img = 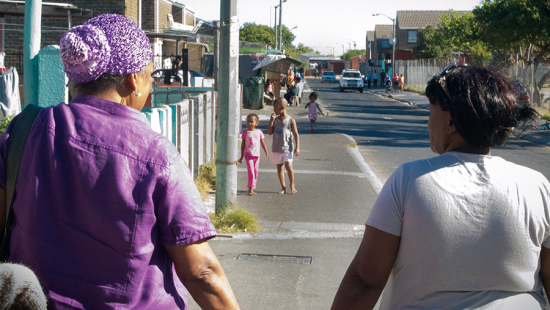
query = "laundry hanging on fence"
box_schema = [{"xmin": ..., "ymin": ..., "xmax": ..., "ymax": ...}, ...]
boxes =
[{"xmin": 0, "ymin": 52, "xmax": 21, "ymax": 118}]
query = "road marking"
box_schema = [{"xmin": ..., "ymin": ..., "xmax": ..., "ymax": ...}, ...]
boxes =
[
  {"xmin": 237, "ymin": 168, "xmax": 365, "ymax": 178},
  {"xmin": 341, "ymin": 134, "xmax": 384, "ymax": 194}
]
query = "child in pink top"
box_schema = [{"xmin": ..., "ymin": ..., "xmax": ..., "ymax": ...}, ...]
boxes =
[
  {"xmin": 238, "ymin": 113, "xmax": 270, "ymax": 195},
  {"xmin": 304, "ymin": 92, "xmax": 325, "ymax": 133}
]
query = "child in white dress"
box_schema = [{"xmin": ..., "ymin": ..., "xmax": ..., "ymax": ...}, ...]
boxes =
[{"xmin": 304, "ymin": 92, "xmax": 325, "ymax": 133}]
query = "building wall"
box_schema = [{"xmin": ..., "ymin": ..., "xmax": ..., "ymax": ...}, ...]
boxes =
[
  {"xmin": 375, "ymin": 38, "xmax": 392, "ymax": 61},
  {"xmin": 4, "ymin": 0, "xmax": 127, "ymax": 54},
  {"xmin": 158, "ymin": 0, "xmax": 172, "ymax": 31},
  {"xmin": 395, "ymin": 23, "xmax": 418, "ymax": 52},
  {"xmin": 125, "ymin": 0, "xmax": 139, "ymax": 25}
]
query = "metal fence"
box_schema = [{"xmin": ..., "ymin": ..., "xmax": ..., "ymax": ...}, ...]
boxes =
[{"xmin": 391, "ymin": 58, "xmax": 550, "ymax": 109}]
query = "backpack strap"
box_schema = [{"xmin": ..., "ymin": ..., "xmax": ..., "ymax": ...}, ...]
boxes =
[{"xmin": 0, "ymin": 104, "xmax": 43, "ymax": 262}]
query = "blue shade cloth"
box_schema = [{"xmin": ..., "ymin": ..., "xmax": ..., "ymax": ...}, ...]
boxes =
[{"xmin": 0, "ymin": 95, "xmax": 216, "ymax": 309}]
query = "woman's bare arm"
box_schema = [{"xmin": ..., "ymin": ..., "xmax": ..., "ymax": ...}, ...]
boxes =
[
  {"xmin": 165, "ymin": 241, "xmax": 239, "ymax": 310},
  {"xmin": 331, "ymin": 226, "xmax": 400, "ymax": 310}
]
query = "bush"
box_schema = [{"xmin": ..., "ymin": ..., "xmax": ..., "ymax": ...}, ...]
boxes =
[
  {"xmin": 0, "ymin": 116, "xmax": 14, "ymax": 135},
  {"xmin": 541, "ymin": 113, "xmax": 550, "ymax": 122},
  {"xmin": 209, "ymin": 206, "xmax": 261, "ymax": 234}
]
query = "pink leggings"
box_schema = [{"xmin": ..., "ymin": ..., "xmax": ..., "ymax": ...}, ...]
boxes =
[{"xmin": 245, "ymin": 155, "xmax": 260, "ymax": 189}]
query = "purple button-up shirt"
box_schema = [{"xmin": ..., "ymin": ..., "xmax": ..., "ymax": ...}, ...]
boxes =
[{"xmin": 0, "ymin": 95, "xmax": 217, "ymax": 309}]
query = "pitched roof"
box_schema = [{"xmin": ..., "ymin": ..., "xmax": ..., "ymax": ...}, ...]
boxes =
[
  {"xmin": 397, "ymin": 10, "xmax": 470, "ymax": 29},
  {"xmin": 367, "ymin": 31, "xmax": 375, "ymax": 41},
  {"xmin": 375, "ymin": 25, "xmax": 393, "ymax": 38}
]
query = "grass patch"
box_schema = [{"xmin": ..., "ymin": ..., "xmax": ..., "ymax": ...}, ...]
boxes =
[
  {"xmin": 541, "ymin": 113, "xmax": 550, "ymax": 122},
  {"xmin": 194, "ymin": 162, "xmax": 216, "ymax": 201},
  {"xmin": 404, "ymin": 85, "xmax": 426, "ymax": 96},
  {"xmin": 347, "ymin": 142, "xmax": 357, "ymax": 148},
  {"xmin": 209, "ymin": 206, "xmax": 262, "ymax": 234}
]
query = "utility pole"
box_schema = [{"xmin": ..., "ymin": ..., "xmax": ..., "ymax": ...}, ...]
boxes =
[
  {"xmin": 24, "ymin": 0, "xmax": 42, "ymax": 106},
  {"xmin": 213, "ymin": 21, "xmax": 220, "ymax": 92},
  {"xmin": 278, "ymin": 0, "xmax": 283, "ymax": 50},
  {"xmin": 216, "ymin": 0, "xmax": 239, "ymax": 214},
  {"xmin": 274, "ymin": 5, "xmax": 278, "ymax": 49}
]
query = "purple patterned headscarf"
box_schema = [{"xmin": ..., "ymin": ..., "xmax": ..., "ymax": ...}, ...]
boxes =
[{"xmin": 60, "ymin": 14, "xmax": 153, "ymax": 84}]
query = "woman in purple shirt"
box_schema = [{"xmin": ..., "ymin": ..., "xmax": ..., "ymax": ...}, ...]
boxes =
[{"xmin": 0, "ymin": 14, "xmax": 238, "ymax": 309}]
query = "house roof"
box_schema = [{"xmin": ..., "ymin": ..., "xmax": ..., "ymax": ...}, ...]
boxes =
[
  {"xmin": 397, "ymin": 10, "xmax": 470, "ymax": 29},
  {"xmin": 367, "ymin": 31, "xmax": 375, "ymax": 41},
  {"xmin": 375, "ymin": 25, "xmax": 393, "ymax": 38}
]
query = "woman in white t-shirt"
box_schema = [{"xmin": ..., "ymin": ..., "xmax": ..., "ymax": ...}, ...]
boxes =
[{"xmin": 331, "ymin": 65, "xmax": 547, "ymax": 310}]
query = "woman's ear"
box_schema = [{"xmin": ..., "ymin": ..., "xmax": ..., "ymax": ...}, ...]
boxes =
[
  {"xmin": 126, "ymin": 73, "xmax": 139, "ymax": 94},
  {"xmin": 446, "ymin": 114, "xmax": 457, "ymax": 134}
]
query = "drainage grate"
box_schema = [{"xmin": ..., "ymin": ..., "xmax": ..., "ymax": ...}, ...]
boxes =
[{"xmin": 237, "ymin": 253, "xmax": 313, "ymax": 264}]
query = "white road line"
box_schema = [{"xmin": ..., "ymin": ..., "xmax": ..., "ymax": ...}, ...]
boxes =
[
  {"xmin": 341, "ymin": 134, "xmax": 384, "ymax": 194},
  {"xmin": 236, "ymin": 168, "xmax": 365, "ymax": 178}
]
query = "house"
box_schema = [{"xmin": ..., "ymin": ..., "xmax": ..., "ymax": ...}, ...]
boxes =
[
  {"xmin": 350, "ymin": 55, "xmax": 366, "ymax": 70},
  {"xmin": 373, "ymin": 24, "xmax": 393, "ymax": 65},
  {"xmin": 1, "ymin": 0, "xmax": 208, "ymax": 73},
  {"xmin": 365, "ymin": 30, "xmax": 374, "ymax": 61},
  {"xmin": 394, "ymin": 10, "xmax": 470, "ymax": 60}
]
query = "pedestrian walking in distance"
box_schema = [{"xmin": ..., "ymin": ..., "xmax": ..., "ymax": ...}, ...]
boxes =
[
  {"xmin": 400, "ymin": 74, "xmax": 405, "ymax": 92},
  {"xmin": 304, "ymin": 92, "xmax": 324, "ymax": 133},
  {"xmin": 268, "ymin": 98, "xmax": 300, "ymax": 194},
  {"xmin": 372, "ymin": 70, "xmax": 378, "ymax": 88},
  {"xmin": 238, "ymin": 114, "xmax": 270, "ymax": 196}
]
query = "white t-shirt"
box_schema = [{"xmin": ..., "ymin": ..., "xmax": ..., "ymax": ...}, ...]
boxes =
[{"xmin": 367, "ymin": 152, "xmax": 550, "ymax": 310}]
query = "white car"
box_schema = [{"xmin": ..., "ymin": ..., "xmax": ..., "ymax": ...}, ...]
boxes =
[{"xmin": 339, "ymin": 69, "xmax": 364, "ymax": 93}]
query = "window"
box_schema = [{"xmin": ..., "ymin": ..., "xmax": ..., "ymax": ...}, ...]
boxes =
[
  {"xmin": 380, "ymin": 40, "xmax": 390, "ymax": 49},
  {"xmin": 343, "ymin": 72, "xmax": 361, "ymax": 78},
  {"xmin": 408, "ymin": 30, "xmax": 418, "ymax": 43}
]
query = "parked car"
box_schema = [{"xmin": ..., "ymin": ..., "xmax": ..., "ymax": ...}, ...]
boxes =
[
  {"xmin": 321, "ymin": 71, "xmax": 336, "ymax": 83},
  {"xmin": 339, "ymin": 69, "xmax": 364, "ymax": 93},
  {"xmin": 514, "ymin": 80, "xmax": 530, "ymax": 106}
]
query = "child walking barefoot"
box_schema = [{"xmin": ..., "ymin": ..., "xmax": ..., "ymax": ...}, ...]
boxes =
[
  {"xmin": 238, "ymin": 114, "xmax": 270, "ymax": 195},
  {"xmin": 304, "ymin": 92, "xmax": 324, "ymax": 133},
  {"xmin": 268, "ymin": 98, "xmax": 300, "ymax": 194}
]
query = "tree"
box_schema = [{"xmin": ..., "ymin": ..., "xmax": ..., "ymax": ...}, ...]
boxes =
[
  {"xmin": 412, "ymin": 25, "xmax": 452, "ymax": 60},
  {"xmin": 474, "ymin": 0, "xmax": 550, "ymax": 105},
  {"xmin": 238, "ymin": 23, "xmax": 296, "ymax": 49},
  {"xmin": 341, "ymin": 49, "xmax": 366, "ymax": 61},
  {"xmin": 239, "ymin": 22, "xmax": 275, "ymax": 46},
  {"xmin": 438, "ymin": 11, "xmax": 492, "ymax": 65},
  {"xmin": 292, "ymin": 43, "xmax": 314, "ymax": 55}
]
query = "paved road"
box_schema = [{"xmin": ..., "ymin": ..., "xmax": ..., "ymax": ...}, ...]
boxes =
[{"xmin": 187, "ymin": 78, "xmax": 550, "ymax": 310}]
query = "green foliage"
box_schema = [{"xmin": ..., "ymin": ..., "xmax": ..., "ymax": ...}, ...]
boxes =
[
  {"xmin": 239, "ymin": 23, "xmax": 296, "ymax": 49},
  {"xmin": 474, "ymin": 0, "xmax": 550, "ymax": 53},
  {"xmin": 404, "ymin": 85, "xmax": 426, "ymax": 96},
  {"xmin": 209, "ymin": 206, "xmax": 261, "ymax": 234},
  {"xmin": 292, "ymin": 43, "xmax": 315, "ymax": 55},
  {"xmin": 541, "ymin": 113, "xmax": 550, "ymax": 122},
  {"xmin": 470, "ymin": 42, "xmax": 493, "ymax": 66},
  {"xmin": 239, "ymin": 46, "xmax": 265, "ymax": 55},
  {"xmin": 0, "ymin": 116, "xmax": 14, "ymax": 135},
  {"xmin": 340, "ymin": 49, "xmax": 366, "ymax": 61},
  {"xmin": 239, "ymin": 22, "xmax": 275, "ymax": 46},
  {"xmin": 413, "ymin": 25, "xmax": 452, "ymax": 59}
]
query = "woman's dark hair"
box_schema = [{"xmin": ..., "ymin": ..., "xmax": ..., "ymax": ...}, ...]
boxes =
[
  {"xmin": 76, "ymin": 73, "xmax": 126, "ymax": 95},
  {"xmin": 425, "ymin": 66, "xmax": 537, "ymax": 147}
]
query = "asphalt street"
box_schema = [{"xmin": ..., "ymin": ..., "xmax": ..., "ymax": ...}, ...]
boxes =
[{"xmin": 187, "ymin": 78, "xmax": 550, "ymax": 310}]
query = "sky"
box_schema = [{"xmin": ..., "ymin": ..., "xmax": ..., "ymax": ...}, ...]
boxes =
[{"xmin": 177, "ymin": 0, "xmax": 484, "ymax": 56}]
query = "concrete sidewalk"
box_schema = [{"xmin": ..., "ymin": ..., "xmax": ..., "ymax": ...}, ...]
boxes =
[{"xmin": 367, "ymin": 87, "xmax": 550, "ymax": 148}]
